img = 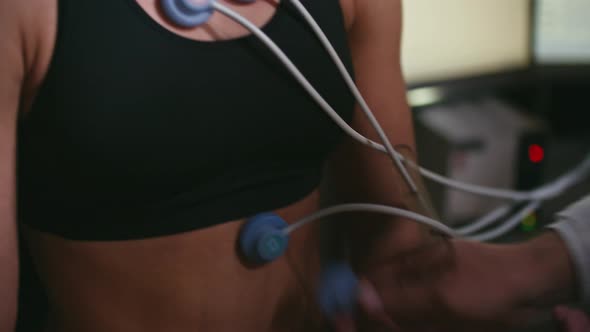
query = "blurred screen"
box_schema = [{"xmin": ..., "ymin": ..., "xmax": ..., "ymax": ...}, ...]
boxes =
[
  {"xmin": 401, "ymin": 0, "xmax": 531, "ymax": 85},
  {"xmin": 534, "ymin": 0, "xmax": 590, "ymax": 64}
]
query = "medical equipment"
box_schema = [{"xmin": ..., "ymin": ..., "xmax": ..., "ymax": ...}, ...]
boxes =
[
  {"xmin": 415, "ymin": 99, "xmax": 547, "ymax": 225},
  {"xmin": 160, "ymin": 0, "xmax": 590, "ymax": 319},
  {"xmin": 535, "ymin": 0, "xmax": 590, "ymax": 65}
]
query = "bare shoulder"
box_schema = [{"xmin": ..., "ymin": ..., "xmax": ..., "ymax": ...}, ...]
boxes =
[
  {"xmin": 1, "ymin": 0, "xmax": 58, "ymax": 104},
  {"xmin": 0, "ymin": 0, "xmax": 57, "ymax": 328},
  {"xmin": 0, "ymin": 1, "xmax": 25, "ymax": 82},
  {"xmin": 346, "ymin": 0, "xmax": 402, "ymax": 37},
  {"xmin": 0, "ymin": 0, "xmax": 56, "ymax": 222},
  {"xmin": 350, "ymin": 0, "xmax": 402, "ymax": 17},
  {"xmin": 338, "ymin": 0, "xmax": 355, "ymax": 31}
]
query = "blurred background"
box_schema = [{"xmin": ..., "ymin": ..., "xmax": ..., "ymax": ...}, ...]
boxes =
[
  {"xmin": 400, "ymin": 4, "xmax": 590, "ymax": 329},
  {"xmin": 401, "ymin": 0, "xmax": 590, "ymax": 238},
  {"xmin": 401, "ymin": 3, "xmax": 589, "ymax": 329}
]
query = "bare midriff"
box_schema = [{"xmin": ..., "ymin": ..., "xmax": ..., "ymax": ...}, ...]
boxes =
[{"xmin": 24, "ymin": 190, "xmax": 326, "ymax": 332}]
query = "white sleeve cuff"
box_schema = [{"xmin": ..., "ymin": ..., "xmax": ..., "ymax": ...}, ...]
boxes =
[{"xmin": 547, "ymin": 196, "xmax": 590, "ymax": 305}]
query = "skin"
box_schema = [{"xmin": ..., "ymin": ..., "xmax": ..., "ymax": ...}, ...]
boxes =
[
  {"xmin": 353, "ymin": 232, "xmax": 579, "ymax": 332},
  {"xmin": 1, "ymin": 0, "xmax": 433, "ymax": 331},
  {"xmin": 0, "ymin": 1, "xmax": 21, "ymax": 329},
  {"xmin": 2, "ymin": 0, "xmax": 584, "ymax": 331},
  {"xmin": 555, "ymin": 306, "xmax": 590, "ymax": 332}
]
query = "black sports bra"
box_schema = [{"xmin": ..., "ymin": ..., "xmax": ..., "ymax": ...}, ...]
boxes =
[{"xmin": 17, "ymin": 0, "xmax": 355, "ymax": 240}]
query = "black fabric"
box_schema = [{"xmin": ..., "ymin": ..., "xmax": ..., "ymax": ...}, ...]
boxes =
[
  {"xmin": 16, "ymin": 232, "xmax": 48, "ymax": 332},
  {"xmin": 17, "ymin": 0, "xmax": 355, "ymax": 240}
]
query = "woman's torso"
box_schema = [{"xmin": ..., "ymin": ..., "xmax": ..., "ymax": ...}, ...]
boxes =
[
  {"xmin": 25, "ymin": 193, "xmax": 325, "ymax": 332},
  {"xmin": 17, "ymin": 0, "xmax": 356, "ymax": 331}
]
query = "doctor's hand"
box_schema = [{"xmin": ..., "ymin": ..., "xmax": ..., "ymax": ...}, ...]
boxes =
[
  {"xmin": 555, "ymin": 306, "xmax": 590, "ymax": 332},
  {"xmin": 336, "ymin": 233, "xmax": 576, "ymax": 332}
]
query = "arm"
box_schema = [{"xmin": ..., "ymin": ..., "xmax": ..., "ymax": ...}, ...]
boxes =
[
  {"xmin": 555, "ymin": 306, "xmax": 590, "ymax": 332},
  {"xmin": 0, "ymin": 1, "xmax": 28, "ymax": 329},
  {"xmin": 475, "ymin": 195, "xmax": 590, "ymax": 313},
  {"xmin": 326, "ymin": 0, "xmax": 440, "ymax": 269},
  {"xmin": 349, "ymin": 210, "xmax": 583, "ymax": 331}
]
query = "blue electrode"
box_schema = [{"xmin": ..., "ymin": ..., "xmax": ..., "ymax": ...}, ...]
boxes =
[
  {"xmin": 239, "ymin": 213, "xmax": 289, "ymax": 264},
  {"xmin": 161, "ymin": 0, "xmax": 259, "ymax": 28},
  {"xmin": 239, "ymin": 212, "xmax": 359, "ymax": 316},
  {"xmin": 318, "ymin": 263, "xmax": 360, "ymax": 317},
  {"xmin": 161, "ymin": 0, "xmax": 215, "ymax": 28}
]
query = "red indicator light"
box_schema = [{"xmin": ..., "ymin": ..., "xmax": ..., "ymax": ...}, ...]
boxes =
[{"xmin": 528, "ymin": 144, "xmax": 544, "ymax": 163}]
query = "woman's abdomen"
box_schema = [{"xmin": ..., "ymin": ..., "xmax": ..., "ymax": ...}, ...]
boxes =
[{"xmin": 24, "ymin": 190, "xmax": 325, "ymax": 332}]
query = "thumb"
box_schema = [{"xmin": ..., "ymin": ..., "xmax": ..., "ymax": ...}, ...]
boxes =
[
  {"xmin": 357, "ymin": 280, "xmax": 401, "ymax": 331},
  {"xmin": 332, "ymin": 315, "xmax": 356, "ymax": 332},
  {"xmin": 554, "ymin": 306, "xmax": 590, "ymax": 332}
]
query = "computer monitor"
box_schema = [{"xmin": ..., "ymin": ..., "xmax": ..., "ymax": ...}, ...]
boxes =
[
  {"xmin": 401, "ymin": 0, "xmax": 531, "ymax": 85},
  {"xmin": 534, "ymin": 0, "xmax": 590, "ymax": 65}
]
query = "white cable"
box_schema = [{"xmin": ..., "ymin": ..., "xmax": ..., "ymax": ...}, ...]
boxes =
[
  {"xmin": 457, "ymin": 204, "xmax": 513, "ymax": 235},
  {"xmin": 283, "ymin": 203, "xmax": 458, "ymax": 237},
  {"xmin": 465, "ymin": 156, "xmax": 590, "ymax": 235},
  {"xmin": 285, "ymin": 0, "xmax": 550, "ymax": 202},
  {"xmin": 214, "ymin": 2, "xmax": 590, "ymax": 203},
  {"xmin": 212, "ymin": 4, "xmax": 387, "ymax": 152},
  {"xmin": 287, "ymin": 0, "xmax": 418, "ymax": 194},
  {"xmin": 212, "ymin": 4, "xmax": 457, "ymax": 239},
  {"xmin": 287, "ymin": 0, "xmax": 590, "ymax": 202},
  {"xmin": 454, "ymin": 154, "xmax": 590, "ymax": 235},
  {"xmin": 529, "ymin": 155, "xmax": 590, "ymax": 200},
  {"xmin": 468, "ymin": 201, "xmax": 541, "ymax": 242},
  {"xmin": 213, "ymin": 3, "xmax": 590, "ymax": 243}
]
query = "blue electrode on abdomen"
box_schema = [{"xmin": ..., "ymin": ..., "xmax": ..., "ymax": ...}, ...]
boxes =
[
  {"xmin": 158, "ymin": 0, "xmax": 590, "ymax": 322},
  {"xmin": 239, "ymin": 213, "xmax": 289, "ymax": 264},
  {"xmin": 240, "ymin": 212, "xmax": 360, "ymax": 317},
  {"xmin": 238, "ymin": 204, "xmax": 458, "ymax": 317}
]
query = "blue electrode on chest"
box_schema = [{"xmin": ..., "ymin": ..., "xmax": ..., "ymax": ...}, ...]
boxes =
[
  {"xmin": 158, "ymin": 0, "xmax": 590, "ymax": 322},
  {"xmin": 240, "ymin": 212, "xmax": 360, "ymax": 316},
  {"xmin": 162, "ymin": 0, "xmax": 254, "ymax": 28},
  {"xmin": 161, "ymin": 0, "xmax": 214, "ymax": 27}
]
